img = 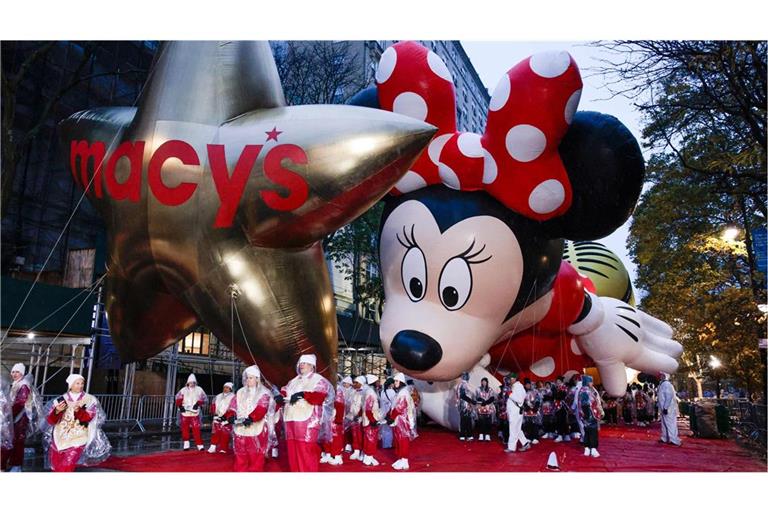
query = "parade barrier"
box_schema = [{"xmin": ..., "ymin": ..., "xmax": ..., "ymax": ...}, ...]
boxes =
[{"xmin": 42, "ymin": 393, "xmax": 217, "ymax": 433}]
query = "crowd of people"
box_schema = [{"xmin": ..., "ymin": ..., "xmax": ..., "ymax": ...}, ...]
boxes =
[
  {"xmin": 455, "ymin": 371, "xmax": 682, "ymax": 458},
  {"xmin": 1, "ymin": 357, "xmax": 682, "ymax": 473},
  {"xmin": 172, "ymin": 354, "xmax": 421, "ymax": 472}
]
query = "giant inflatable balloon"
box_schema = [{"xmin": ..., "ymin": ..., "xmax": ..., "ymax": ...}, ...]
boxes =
[
  {"xmin": 350, "ymin": 41, "xmax": 683, "ymax": 404},
  {"xmin": 59, "ymin": 41, "xmax": 435, "ymax": 383}
]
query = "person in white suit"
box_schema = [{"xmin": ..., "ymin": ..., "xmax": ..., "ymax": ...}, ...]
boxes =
[
  {"xmin": 657, "ymin": 373, "xmax": 681, "ymax": 446},
  {"xmin": 505, "ymin": 373, "xmax": 531, "ymax": 453}
]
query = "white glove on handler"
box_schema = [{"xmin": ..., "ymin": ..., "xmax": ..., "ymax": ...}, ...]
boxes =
[{"xmin": 568, "ymin": 293, "xmax": 683, "ymax": 397}]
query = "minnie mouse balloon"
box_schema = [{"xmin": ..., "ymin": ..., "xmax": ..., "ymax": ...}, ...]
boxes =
[
  {"xmin": 353, "ymin": 41, "xmax": 682, "ymax": 396},
  {"xmin": 59, "ymin": 41, "xmax": 436, "ymax": 383}
]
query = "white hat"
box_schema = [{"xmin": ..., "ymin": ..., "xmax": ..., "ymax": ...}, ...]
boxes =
[
  {"xmin": 223, "ymin": 382, "xmax": 234, "ymax": 390},
  {"xmin": 11, "ymin": 363, "xmax": 25, "ymax": 374},
  {"xmin": 187, "ymin": 373, "xmax": 197, "ymax": 384},
  {"xmin": 354, "ymin": 376, "xmax": 367, "ymax": 385},
  {"xmin": 66, "ymin": 373, "xmax": 85, "ymax": 388},
  {"xmin": 244, "ymin": 365, "xmax": 261, "ymax": 379},
  {"xmin": 298, "ymin": 354, "xmax": 317, "ymax": 367},
  {"xmin": 342, "ymin": 376, "xmax": 353, "ymax": 385},
  {"xmin": 366, "ymin": 374, "xmax": 378, "ymax": 385},
  {"xmin": 394, "ymin": 372, "xmax": 407, "ymax": 385}
]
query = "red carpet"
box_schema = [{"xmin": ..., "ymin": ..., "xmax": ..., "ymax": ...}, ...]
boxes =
[{"xmin": 97, "ymin": 423, "xmax": 766, "ymax": 472}]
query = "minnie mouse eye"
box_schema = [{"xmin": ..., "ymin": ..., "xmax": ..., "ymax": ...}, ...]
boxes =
[
  {"xmin": 439, "ymin": 257, "xmax": 472, "ymax": 311},
  {"xmin": 401, "ymin": 247, "xmax": 427, "ymax": 302}
]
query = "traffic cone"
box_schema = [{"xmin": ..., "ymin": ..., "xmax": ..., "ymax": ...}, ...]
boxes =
[{"xmin": 546, "ymin": 451, "xmax": 559, "ymax": 471}]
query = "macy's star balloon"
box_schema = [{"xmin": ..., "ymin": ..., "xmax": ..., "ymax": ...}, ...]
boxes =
[{"xmin": 59, "ymin": 41, "xmax": 435, "ymax": 382}]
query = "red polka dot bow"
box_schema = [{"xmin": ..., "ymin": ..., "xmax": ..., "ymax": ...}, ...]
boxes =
[{"xmin": 376, "ymin": 41, "xmax": 583, "ymax": 221}]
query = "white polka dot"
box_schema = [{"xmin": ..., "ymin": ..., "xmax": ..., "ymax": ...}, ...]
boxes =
[
  {"xmin": 530, "ymin": 356, "xmax": 556, "ymax": 378},
  {"xmin": 438, "ymin": 163, "xmax": 461, "ymax": 190},
  {"xmin": 457, "ymin": 133, "xmax": 483, "ymax": 158},
  {"xmin": 393, "ymin": 92, "xmax": 428, "ymax": 121},
  {"xmin": 394, "ymin": 170, "xmax": 427, "ymax": 194},
  {"xmin": 528, "ymin": 179, "xmax": 566, "ymax": 214},
  {"xmin": 427, "ymin": 133, "xmax": 452, "ymax": 165},
  {"xmin": 505, "ymin": 124, "xmax": 547, "ymax": 162},
  {"xmin": 570, "ymin": 339, "xmax": 583, "ymax": 355},
  {"xmin": 376, "ymin": 47, "xmax": 397, "ymax": 84},
  {"xmin": 427, "ymin": 51, "xmax": 453, "ymax": 82},
  {"xmin": 481, "ymin": 149, "xmax": 497, "ymax": 185},
  {"xmin": 564, "ymin": 89, "xmax": 581, "ymax": 124},
  {"xmin": 489, "ymin": 74, "xmax": 510, "ymax": 112},
  {"xmin": 529, "ymin": 51, "xmax": 571, "ymax": 78}
]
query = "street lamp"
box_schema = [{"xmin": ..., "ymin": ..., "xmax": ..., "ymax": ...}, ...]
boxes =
[
  {"xmin": 26, "ymin": 332, "xmax": 35, "ymax": 340},
  {"xmin": 722, "ymin": 227, "xmax": 740, "ymax": 241},
  {"xmin": 709, "ymin": 355, "xmax": 723, "ymax": 399}
]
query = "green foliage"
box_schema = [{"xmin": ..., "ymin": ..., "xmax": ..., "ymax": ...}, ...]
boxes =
[{"xmin": 600, "ymin": 41, "xmax": 767, "ymax": 393}]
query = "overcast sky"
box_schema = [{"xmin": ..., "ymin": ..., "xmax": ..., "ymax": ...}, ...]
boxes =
[{"xmin": 462, "ymin": 41, "xmax": 650, "ymax": 291}]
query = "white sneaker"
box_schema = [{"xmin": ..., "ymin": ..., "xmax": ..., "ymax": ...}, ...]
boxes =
[
  {"xmin": 399, "ymin": 459, "xmax": 409, "ymax": 470},
  {"xmin": 459, "ymin": 437, "xmax": 466, "ymax": 441},
  {"xmin": 573, "ymin": 432, "xmax": 581, "ymax": 439},
  {"xmin": 329, "ymin": 455, "xmax": 343, "ymax": 466},
  {"xmin": 320, "ymin": 453, "xmax": 331, "ymax": 464},
  {"xmin": 367, "ymin": 456, "xmax": 380, "ymax": 466},
  {"xmin": 344, "ymin": 444, "xmax": 352, "ymax": 453},
  {"xmin": 583, "ymin": 447, "xmax": 591, "ymax": 456},
  {"xmin": 591, "ymin": 448, "xmax": 600, "ymax": 458},
  {"xmin": 183, "ymin": 441, "xmax": 190, "ymax": 450},
  {"xmin": 272, "ymin": 448, "xmax": 279, "ymax": 458},
  {"xmin": 554, "ymin": 436, "xmax": 563, "ymax": 443},
  {"xmin": 350, "ymin": 450, "xmax": 360, "ymax": 461},
  {"xmin": 467, "ymin": 436, "xmax": 474, "ymax": 441},
  {"xmin": 532, "ymin": 439, "xmax": 539, "ymax": 444},
  {"xmin": 392, "ymin": 458, "xmax": 403, "ymax": 470},
  {"xmin": 207, "ymin": 445, "xmax": 217, "ymax": 453},
  {"xmin": 196, "ymin": 445, "xmax": 205, "ymax": 451},
  {"xmin": 563, "ymin": 435, "xmax": 571, "ymax": 442},
  {"xmin": 362, "ymin": 455, "xmax": 371, "ymax": 465}
]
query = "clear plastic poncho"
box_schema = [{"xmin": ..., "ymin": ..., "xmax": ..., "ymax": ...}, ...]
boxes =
[
  {"xmin": 281, "ymin": 370, "xmax": 335, "ymax": 445},
  {"xmin": 40, "ymin": 392, "xmax": 112, "ymax": 468},
  {"xmin": 391, "ymin": 385, "xmax": 418, "ymax": 440},
  {"xmin": 230, "ymin": 374, "xmax": 276, "ymax": 454},
  {"xmin": 10, "ymin": 374, "xmax": 44, "ymax": 437},
  {"xmin": 0, "ymin": 379, "xmax": 13, "ymax": 450},
  {"xmin": 174, "ymin": 384, "xmax": 209, "ymax": 427}
]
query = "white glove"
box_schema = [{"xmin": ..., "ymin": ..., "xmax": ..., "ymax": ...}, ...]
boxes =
[{"xmin": 568, "ymin": 293, "xmax": 683, "ymax": 397}]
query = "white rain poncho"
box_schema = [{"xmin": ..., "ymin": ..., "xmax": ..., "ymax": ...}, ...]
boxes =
[
  {"xmin": 229, "ymin": 367, "xmax": 276, "ymax": 454},
  {"xmin": 40, "ymin": 390, "xmax": 111, "ymax": 469},
  {"xmin": 281, "ymin": 365, "xmax": 335, "ymax": 444}
]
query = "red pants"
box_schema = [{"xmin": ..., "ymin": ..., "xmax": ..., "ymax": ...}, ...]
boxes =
[
  {"xmin": 363, "ymin": 425, "xmax": 378, "ymax": 456},
  {"xmin": 49, "ymin": 444, "xmax": 84, "ymax": 472},
  {"xmin": 233, "ymin": 435, "xmax": 266, "ymax": 472},
  {"xmin": 393, "ymin": 430, "xmax": 410, "ymax": 459},
  {"xmin": 210, "ymin": 422, "xmax": 232, "ymax": 453},
  {"xmin": 180, "ymin": 415, "xmax": 202, "ymax": 446},
  {"xmin": 1, "ymin": 416, "xmax": 28, "ymax": 469},
  {"xmin": 286, "ymin": 440, "xmax": 320, "ymax": 472},
  {"xmin": 350, "ymin": 423, "xmax": 362, "ymax": 450},
  {"xmin": 322, "ymin": 422, "xmax": 344, "ymax": 457}
]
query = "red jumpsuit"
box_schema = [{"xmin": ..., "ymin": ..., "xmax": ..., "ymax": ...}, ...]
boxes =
[
  {"xmin": 345, "ymin": 389, "xmax": 363, "ymax": 452},
  {"xmin": 229, "ymin": 387, "xmax": 271, "ymax": 472},
  {"xmin": 209, "ymin": 392, "xmax": 235, "ymax": 453},
  {"xmin": 361, "ymin": 388, "xmax": 382, "ymax": 458},
  {"xmin": 1, "ymin": 380, "xmax": 30, "ymax": 470},
  {"xmin": 388, "ymin": 386, "xmax": 417, "ymax": 460},
  {"xmin": 322, "ymin": 385, "xmax": 345, "ymax": 458},
  {"xmin": 45, "ymin": 392, "xmax": 96, "ymax": 472},
  {"xmin": 281, "ymin": 372, "xmax": 330, "ymax": 472},
  {"xmin": 175, "ymin": 386, "xmax": 206, "ymax": 446}
]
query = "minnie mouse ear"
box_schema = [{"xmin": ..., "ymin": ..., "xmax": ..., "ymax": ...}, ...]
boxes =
[
  {"xmin": 347, "ymin": 86, "xmax": 380, "ymax": 109},
  {"xmin": 544, "ymin": 111, "xmax": 645, "ymax": 240}
]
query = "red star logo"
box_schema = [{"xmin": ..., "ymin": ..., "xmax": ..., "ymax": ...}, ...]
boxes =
[{"xmin": 265, "ymin": 126, "xmax": 282, "ymax": 142}]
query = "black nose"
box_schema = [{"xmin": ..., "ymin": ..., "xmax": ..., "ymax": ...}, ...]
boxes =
[{"xmin": 390, "ymin": 330, "xmax": 443, "ymax": 372}]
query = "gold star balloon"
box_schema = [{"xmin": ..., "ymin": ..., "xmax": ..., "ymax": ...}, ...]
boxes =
[{"xmin": 60, "ymin": 41, "xmax": 435, "ymax": 382}]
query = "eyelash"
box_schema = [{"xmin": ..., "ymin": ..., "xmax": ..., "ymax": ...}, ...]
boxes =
[
  {"xmin": 396, "ymin": 224, "xmax": 418, "ymax": 250},
  {"xmin": 457, "ymin": 239, "xmax": 492, "ymax": 265}
]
